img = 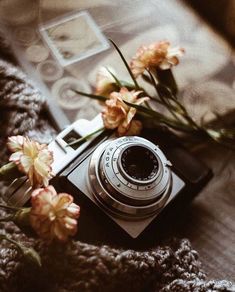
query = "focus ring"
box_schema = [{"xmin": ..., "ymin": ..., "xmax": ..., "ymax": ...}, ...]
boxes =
[{"xmin": 88, "ymin": 136, "xmax": 172, "ymax": 220}]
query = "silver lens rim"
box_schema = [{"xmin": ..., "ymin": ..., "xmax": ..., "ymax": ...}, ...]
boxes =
[{"xmin": 88, "ymin": 136, "xmax": 172, "ymax": 220}]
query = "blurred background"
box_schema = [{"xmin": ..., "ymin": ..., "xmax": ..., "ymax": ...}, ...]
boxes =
[
  {"xmin": 0, "ymin": 0, "xmax": 234, "ymax": 125},
  {"xmin": 0, "ymin": 0, "xmax": 234, "ymax": 280},
  {"xmin": 185, "ymin": 0, "xmax": 235, "ymax": 47}
]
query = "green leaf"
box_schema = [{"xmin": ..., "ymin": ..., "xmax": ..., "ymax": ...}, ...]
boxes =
[
  {"xmin": 123, "ymin": 100, "xmax": 162, "ymax": 119},
  {"xmin": 66, "ymin": 127, "xmax": 105, "ymax": 147},
  {"xmin": 109, "ymin": 39, "xmax": 140, "ymax": 89},
  {"xmin": 0, "ymin": 235, "xmax": 41, "ymax": 267},
  {"xmin": 72, "ymin": 90, "xmax": 107, "ymax": 102},
  {"xmin": 119, "ymin": 80, "xmax": 135, "ymax": 89},
  {"xmin": 0, "ymin": 203, "xmax": 21, "ymax": 211},
  {"xmin": 123, "ymin": 100, "xmax": 194, "ymax": 133},
  {"xmin": 105, "ymin": 67, "xmax": 122, "ymax": 88},
  {"xmin": 142, "ymin": 73, "xmax": 152, "ymax": 84}
]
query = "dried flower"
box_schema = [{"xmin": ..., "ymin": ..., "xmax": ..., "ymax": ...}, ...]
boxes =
[
  {"xmin": 71, "ymin": 39, "xmax": 235, "ymax": 150},
  {"xmin": 7, "ymin": 136, "xmax": 54, "ymax": 187},
  {"xmin": 7, "ymin": 135, "xmax": 25, "ymax": 153},
  {"xmin": 121, "ymin": 120, "xmax": 143, "ymax": 136},
  {"xmin": 130, "ymin": 41, "xmax": 185, "ymax": 77},
  {"xmin": 95, "ymin": 67, "xmax": 117, "ymax": 97},
  {"xmin": 30, "ymin": 186, "xmax": 80, "ymax": 242},
  {"xmin": 102, "ymin": 87, "xmax": 148, "ymax": 136}
]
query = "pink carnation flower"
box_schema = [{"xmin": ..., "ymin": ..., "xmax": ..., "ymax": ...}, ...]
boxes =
[
  {"xmin": 30, "ymin": 186, "xmax": 80, "ymax": 242},
  {"xmin": 102, "ymin": 87, "xmax": 148, "ymax": 136},
  {"xmin": 130, "ymin": 41, "xmax": 185, "ymax": 77}
]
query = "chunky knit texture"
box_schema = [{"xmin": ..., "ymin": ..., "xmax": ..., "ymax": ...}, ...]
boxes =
[{"xmin": 0, "ymin": 37, "xmax": 234, "ymax": 292}]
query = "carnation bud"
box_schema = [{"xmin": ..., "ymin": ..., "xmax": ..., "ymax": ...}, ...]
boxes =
[
  {"xmin": 0, "ymin": 162, "xmax": 22, "ymax": 181},
  {"xmin": 20, "ymin": 245, "xmax": 42, "ymax": 267},
  {"xmin": 13, "ymin": 208, "xmax": 31, "ymax": 227}
]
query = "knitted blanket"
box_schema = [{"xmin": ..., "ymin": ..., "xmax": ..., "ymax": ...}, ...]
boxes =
[{"xmin": 0, "ymin": 35, "xmax": 234, "ymax": 292}]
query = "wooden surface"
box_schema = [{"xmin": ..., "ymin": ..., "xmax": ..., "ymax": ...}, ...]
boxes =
[{"xmin": 0, "ymin": 0, "xmax": 234, "ymax": 281}]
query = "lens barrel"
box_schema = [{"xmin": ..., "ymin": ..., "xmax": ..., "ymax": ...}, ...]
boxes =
[{"xmin": 88, "ymin": 136, "xmax": 172, "ymax": 220}]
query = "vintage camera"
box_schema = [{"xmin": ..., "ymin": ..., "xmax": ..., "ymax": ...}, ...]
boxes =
[{"xmin": 4, "ymin": 115, "xmax": 212, "ymax": 241}]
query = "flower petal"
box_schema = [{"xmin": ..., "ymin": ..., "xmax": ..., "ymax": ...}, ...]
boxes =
[
  {"xmin": 7, "ymin": 136, "xmax": 25, "ymax": 152},
  {"xmin": 130, "ymin": 41, "xmax": 184, "ymax": 77},
  {"xmin": 9, "ymin": 136, "xmax": 54, "ymax": 187},
  {"xmin": 9, "ymin": 151, "xmax": 23, "ymax": 163},
  {"xmin": 30, "ymin": 186, "xmax": 80, "ymax": 242}
]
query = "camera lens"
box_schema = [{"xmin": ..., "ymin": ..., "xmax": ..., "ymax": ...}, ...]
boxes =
[
  {"xmin": 88, "ymin": 136, "xmax": 172, "ymax": 220},
  {"xmin": 120, "ymin": 146, "xmax": 158, "ymax": 182}
]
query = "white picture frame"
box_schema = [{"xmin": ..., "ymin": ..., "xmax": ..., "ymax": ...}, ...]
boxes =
[{"xmin": 39, "ymin": 11, "xmax": 110, "ymax": 67}]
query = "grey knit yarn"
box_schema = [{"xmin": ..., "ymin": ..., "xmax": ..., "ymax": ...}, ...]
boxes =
[
  {"xmin": 0, "ymin": 59, "xmax": 56, "ymax": 159},
  {"xmin": 0, "ymin": 46, "xmax": 234, "ymax": 292},
  {"xmin": 0, "ymin": 60, "xmax": 42, "ymax": 136}
]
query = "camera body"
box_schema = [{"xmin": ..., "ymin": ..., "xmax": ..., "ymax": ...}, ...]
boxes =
[
  {"xmin": 66, "ymin": 134, "xmax": 185, "ymax": 239},
  {"xmin": 5, "ymin": 115, "xmax": 212, "ymax": 242}
]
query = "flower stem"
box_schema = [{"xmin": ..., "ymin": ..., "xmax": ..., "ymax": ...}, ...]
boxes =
[
  {"xmin": 0, "ymin": 204, "xmax": 21, "ymax": 211},
  {"xmin": 67, "ymin": 127, "xmax": 105, "ymax": 147},
  {"xmin": 72, "ymin": 89, "xmax": 107, "ymax": 102},
  {"xmin": 0, "ymin": 215, "xmax": 15, "ymax": 222},
  {"xmin": 105, "ymin": 67, "xmax": 122, "ymax": 88},
  {"xmin": 147, "ymin": 70, "xmax": 185, "ymax": 124},
  {"xmin": 124, "ymin": 100, "xmax": 195, "ymax": 133},
  {"xmin": 147, "ymin": 69, "xmax": 164, "ymax": 103},
  {"xmin": 0, "ymin": 234, "xmax": 21, "ymax": 249},
  {"xmin": 154, "ymin": 82, "xmax": 204, "ymax": 132},
  {"xmin": 0, "ymin": 234, "xmax": 41, "ymax": 267}
]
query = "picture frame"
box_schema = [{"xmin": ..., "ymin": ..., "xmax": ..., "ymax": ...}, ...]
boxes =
[{"xmin": 39, "ymin": 11, "xmax": 110, "ymax": 67}]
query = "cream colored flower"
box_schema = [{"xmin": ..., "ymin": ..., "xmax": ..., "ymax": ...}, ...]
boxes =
[
  {"xmin": 95, "ymin": 66, "xmax": 117, "ymax": 97},
  {"xmin": 7, "ymin": 135, "xmax": 25, "ymax": 153},
  {"xmin": 102, "ymin": 87, "xmax": 148, "ymax": 136},
  {"xmin": 7, "ymin": 136, "xmax": 54, "ymax": 187},
  {"xmin": 30, "ymin": 186, "xmax": 80, "ymax": 242},
  {"xmin": 130, "ymin": 41, "xmax": 185, "ymax": 77}
]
